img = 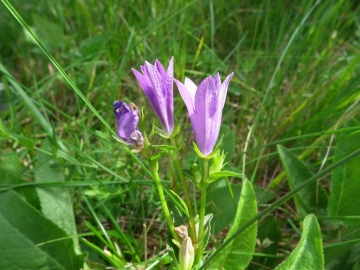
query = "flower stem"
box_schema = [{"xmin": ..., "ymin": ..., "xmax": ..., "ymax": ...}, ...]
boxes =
[
  {"xmin": 170, "ymin": 137, "xmax": 196, "ymax": 243},
  {"xmin": 149, "ymin": 159, "xmax": 180, "ymax": 243},
  {"xmin": 195, "ymin": 159, "xmax": 209, "ymax": 265}
]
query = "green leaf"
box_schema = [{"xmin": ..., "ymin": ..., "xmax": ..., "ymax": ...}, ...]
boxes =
[
  {"xmin": 207, "ymin": 170, "xmax": 242, "ymax": 183},
  {"xmin": 328, "ymin": 120, "xmax": 360, "ymax": 225},
  {"xmin": 35, "ymin": 140, "xmax": 80, "ymax": 254},
  {"xmin": 210, "ymin": 179, "xmax": 257, "ymax": 269},
  {"xmin": 196, "ymin": 213, "xmax": 213, "ymax": 263},
  {"xmin": 0, "ymin": 190, "xmax": 85, "ymax": 269},
  {"xmin": 207, "ymin": 179, "xmax": 274, "ymax": 234},
  {"xmin": 32, "ymin": 14, "xmax": 66, "ymax": 49},
  {"xmin": 169, "ymin": 190, "xmax": 189, "ymax": 218},
  {"xmin": 275, "ymin": 214, "xmax": 324, "ymax": 270},
  {"xmin": 277, "ymin": 144, "xmax": 328, "ymax": 217}
]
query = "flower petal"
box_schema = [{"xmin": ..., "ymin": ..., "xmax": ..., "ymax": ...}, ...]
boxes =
[
  {"xmin": 174, "ymin": 78, "xmax": 195, "ymax": 116},
  {"xmin": 132, "ymin": 58, "xmax": 175, "ymax": 135},
  {"xmin": 177, "ymin": 72, "xmax": 234, "ymax": 156},
  {"xmin": 117, "ymin": 111, "xmax": 139, "ymax": 139},
  {"xmin": 219, "ymin": 72, "xmax": 234, "ymax": 109},
  {"xmin": 165, "ymin": 57, "xmax": 174, "ymax": 133}
]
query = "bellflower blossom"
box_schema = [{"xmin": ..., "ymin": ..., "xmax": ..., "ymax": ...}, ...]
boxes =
[
  {"xmin": 114, "ymin": 100, "xmax": 144, "ymax": 150},
  {"xmin": 132, "ymin": 57, "xmax": 174, "ymax": 136},
  {"xmin": 174, "ymin": 73, "xmax": 234, "ymax": 156}
]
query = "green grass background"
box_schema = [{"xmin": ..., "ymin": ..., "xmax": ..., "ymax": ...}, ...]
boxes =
[{"xmin": 1, "ymin": 0, "xmax": 360, "ymax": 269}]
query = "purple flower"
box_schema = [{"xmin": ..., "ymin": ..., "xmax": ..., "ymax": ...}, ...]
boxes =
[
  {"xmin": 132, "ymin": 57, "xmax": 174, "ymax": 136},
  {"xmin": 174, "ymin": 73, "xmax": 234, "ymax": 156},
  {"xmin": 114, "ymin": 100, "xmax": 144, "ymax": 149}
]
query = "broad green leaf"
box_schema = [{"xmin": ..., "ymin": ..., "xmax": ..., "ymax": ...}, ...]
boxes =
[
  {"xmin": 0, "ymin": 151, "xmax": 41, "ymax": 209},
  {"xmin": 275, "ymin": 214, "xmax": 324, "ymax": 270},
  {"xmin": 328, "ymin": 120, "xmax": 360, "ymax": 225},
  {"xmin": 0, "ymin": 190, "xmax": 84, "ymax": 269},
  {"xmin": 207, "ymin": 179, "xmax": 274, "ymax": 234},
  {"xmin": 35, "ymin": 140, "xmax": 80, "ymax": 254},
  {"xmin": 278, "ymin": 145, "xmax": 328, "ymax": 217},
  {"xmin": 32, "ymin": 14, "xmax": 66, "ymax": 49},
  {"xmin": 210, "ymin": 179, "xmax": 257, "ymax": 269}
]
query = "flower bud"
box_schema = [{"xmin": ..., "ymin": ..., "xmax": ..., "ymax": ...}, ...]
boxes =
[{"xmin": 179, "ymin": 237, "xmax": 194, "ymax": 270}]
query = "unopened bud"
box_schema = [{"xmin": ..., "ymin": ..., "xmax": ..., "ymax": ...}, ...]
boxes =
[{"xmin": 179, "ymin": 237, "xmax": 194, "ymax": 270}]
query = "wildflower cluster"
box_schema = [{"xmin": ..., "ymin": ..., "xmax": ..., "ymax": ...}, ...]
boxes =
[
  {"xmin": 114, "ymin": 57, "xmax": 234, "ymax": 270},
  {"xmin": 115, "ymin": 57, "xmax": 233, "ymax": 157}
]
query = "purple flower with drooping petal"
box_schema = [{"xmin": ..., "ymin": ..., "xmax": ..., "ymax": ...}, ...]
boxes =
[
  {"xmin": 132, "ymin": 57, "xmax": 174, "ymax": 136},
  {"xmin": 114, "ymin": 100, "xmax": 144, "ymax": 149},
  {"xmin": 174, "ymin": 72, "xmax": 234, "ymax": 156}
]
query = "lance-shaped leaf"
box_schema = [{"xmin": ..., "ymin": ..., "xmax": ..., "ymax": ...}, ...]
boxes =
[
  {"xmin": 278, "ymin": 144, "xmax": 328, "ymax": 217},
  {"xmin": 210, "ymin": 179, "xmax": 257, "ymax": 269},
  {"xmin": 275, "ymin": 214, "xmax": 324, "ymax": 270},
  {"xmin": 0, "ymin": 190, "xmax": 85, "ymax": 269},
  {"xmin": 328, "ymin": 119, "xmax": 360, "ymax": 225},
  {"xmin": 35, "ymin": 140, "xmax": 80, "ymax": 254}
]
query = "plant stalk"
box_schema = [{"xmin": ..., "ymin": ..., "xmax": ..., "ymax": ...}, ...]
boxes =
[
  {"xmin": 170, "ymin": 138, "xmax": 196, "ymax": 242},
  {"xmin": 149, "ymin": 159, "xmax": 180, "ymax": 243},
  {"xmin": 195, "ymin": 159, "xmax": 209, "ymax": 265}
]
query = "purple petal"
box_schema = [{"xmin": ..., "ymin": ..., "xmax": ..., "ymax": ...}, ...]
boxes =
[
  {"xmin": 192, "ymin": 77, "xmax": 213, "ymax": 155},
  {"xmin": 177, "ymin": 72, "xmax": 234, "ymax": 156},
  {"xmin": 144, "ymin": 62, "xmax": 171, "ymax": 132},
  {"xmin": 133, "ymin": 66, "xmax": 163, "ymax": 122},
  {"xmin": 117, "ymin": 111, "xmax": 139, "ymax": 139},
  {"xmin": 155, "ymin": 59, "xmax": 167, "ymax": 80},
  {"xmin": 165, "ymin": 57, "xmax": 174, "ymax": 133},
  {"xmin": 132, "ymin": 58, "xmax": 175, "ymax": 135},
  {"xmin": 212, "ymin": 73, "xmax": 221, "ymax": 90},
  {"xmin": 174, "ymin": 78, "xmax": 195, "ymax": 116},
  {"xmin": 219, "ymin": 72, "xmax": 234, "ymax": 109},
  {"xmin": 132, "ymin": 69, "xmax": 150, "ymax": 93}
]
